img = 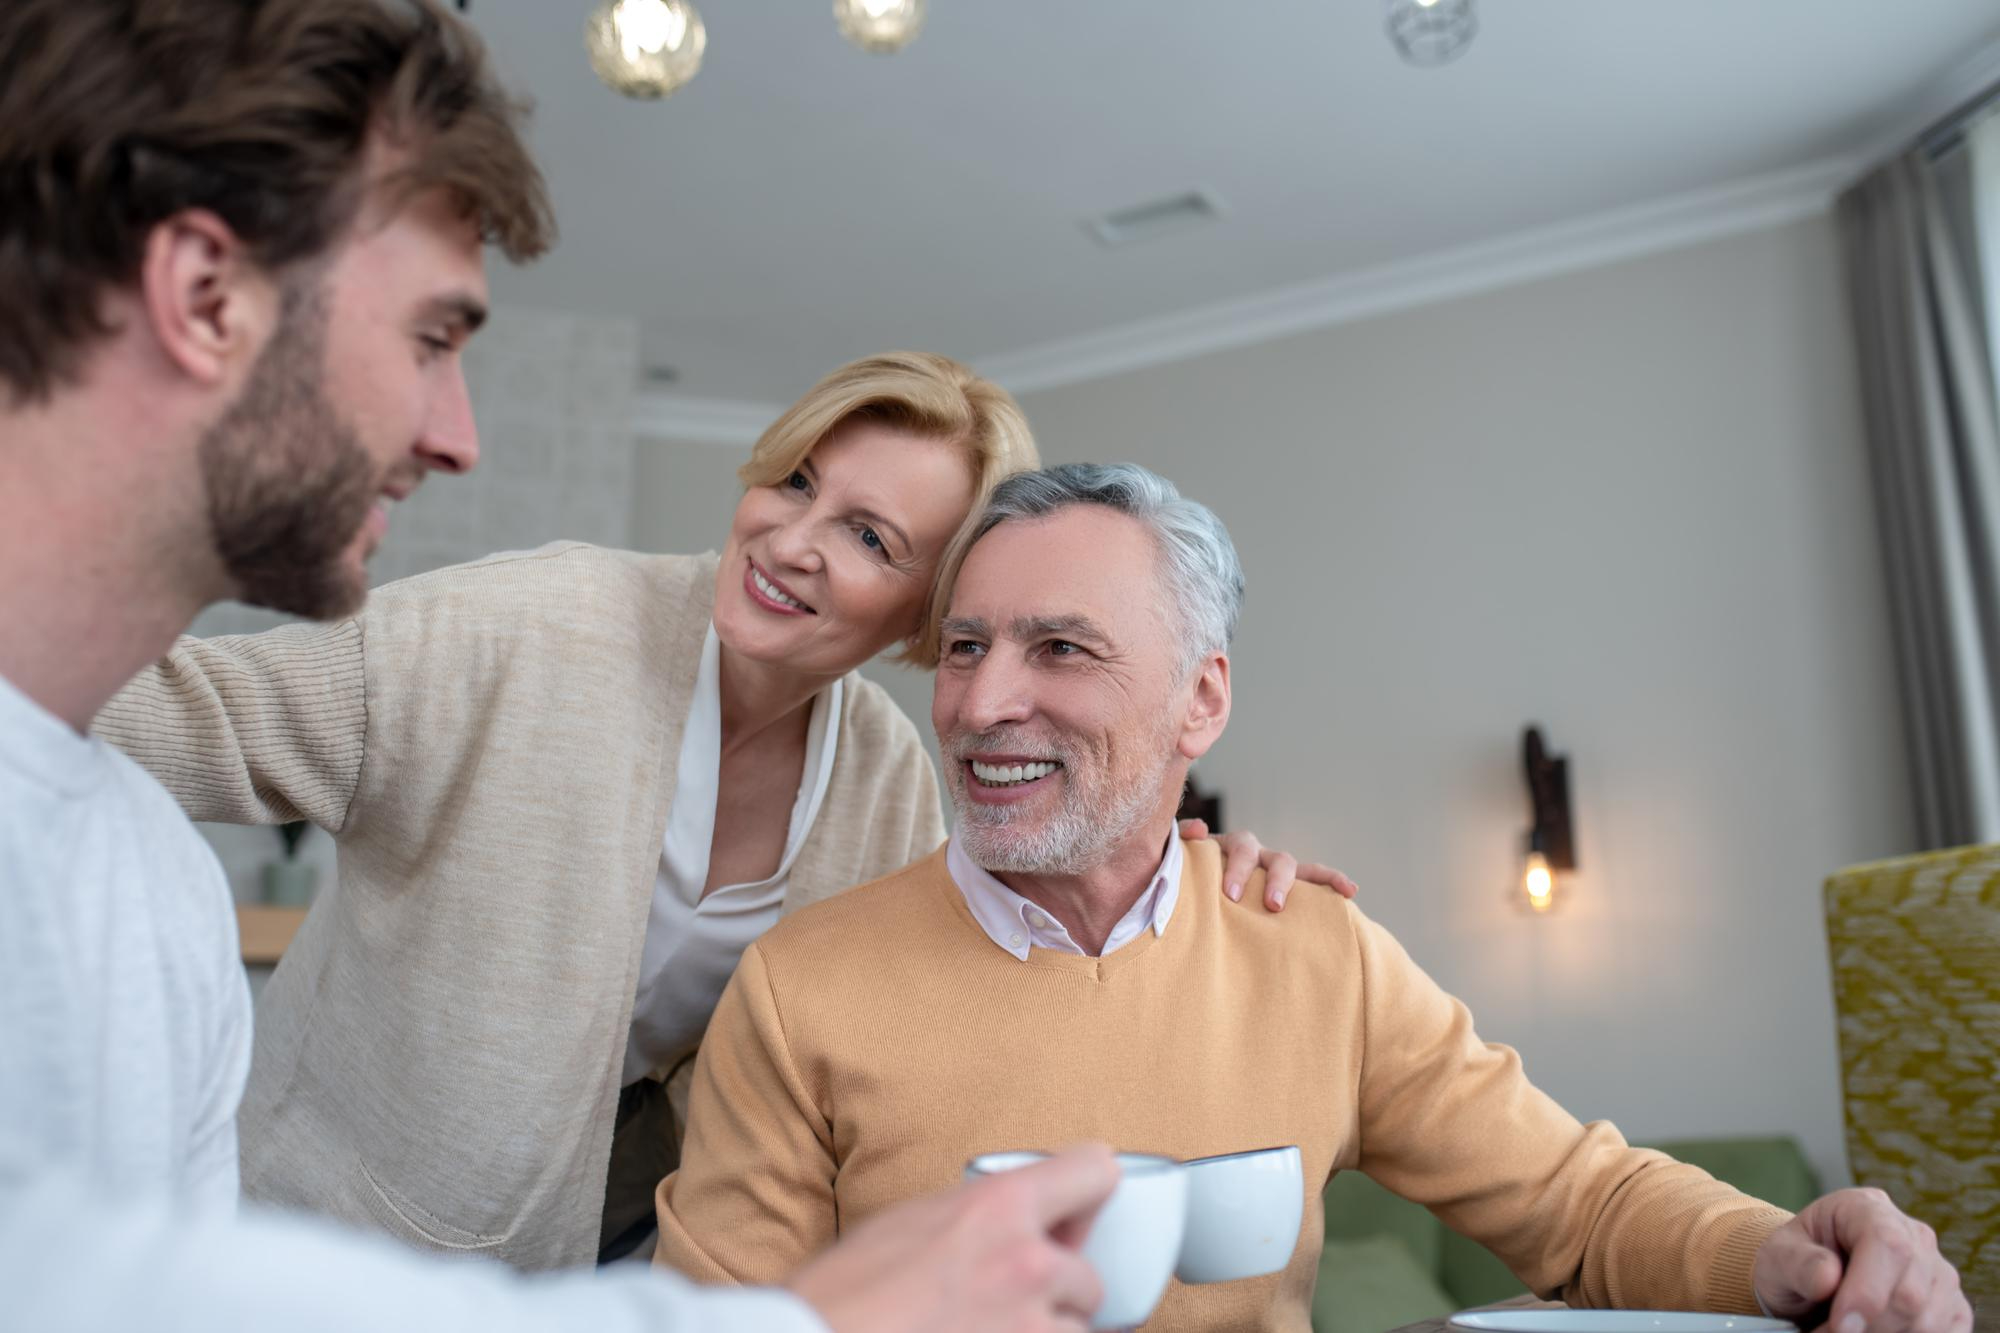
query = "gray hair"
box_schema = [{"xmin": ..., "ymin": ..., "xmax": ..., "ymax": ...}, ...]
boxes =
[{"xmin": 970, "ymin": 463, "xmax": 1244, "ymax": 678}]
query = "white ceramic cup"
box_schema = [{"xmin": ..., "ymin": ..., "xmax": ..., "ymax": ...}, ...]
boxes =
[
  {"xmin": 965, "ymin": 1150, "xmax": 1188, "ymax": 1330},
  {"xmin": 1175, "ymin": 1145, "xmax": 1305, "ymax": 1283}
]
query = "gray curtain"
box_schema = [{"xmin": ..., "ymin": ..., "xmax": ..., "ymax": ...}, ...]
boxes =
[{"xmin": 1838, "ymin": 150, "xmax": 2000, "ymax": 850}]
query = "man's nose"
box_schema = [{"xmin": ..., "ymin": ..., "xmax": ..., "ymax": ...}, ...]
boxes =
[
  {"xmin": 956, "ymin": 652, "xmax": 1034, "ymax": 732},
  {"xmin": 417, "ymin": 362, "xmax": 479, "ymax": 475}
]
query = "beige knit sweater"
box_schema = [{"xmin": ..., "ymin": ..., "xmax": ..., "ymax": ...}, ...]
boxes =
[
  {"xmin": 94, "ymin": 543, "xmax": 947, "ymax": 1271},
  {"xmin": 654, "ymin": 841, "xmax": 1789, "ymax": 1329}
]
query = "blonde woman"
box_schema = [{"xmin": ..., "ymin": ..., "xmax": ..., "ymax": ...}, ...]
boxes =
[{"xmin": 99, "ymin": 352, "xmax": 1350, "ymax": 1271}]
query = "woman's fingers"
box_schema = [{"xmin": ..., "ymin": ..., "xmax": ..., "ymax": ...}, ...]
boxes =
[
  {"xmin": 1262, "ymin": 852, "xmax": 1300, "ymax": 911},
  {"xmin": 1183, "ymin": 824, "xmax": 1360, "ymax": 908},
  {"xmin": 1296, "ymin": 862, "xmax": 1360, "ymax": 900},
  {"xmin": 1212, "ymin": 829, "xmax": 1261, "ymax": 902}
]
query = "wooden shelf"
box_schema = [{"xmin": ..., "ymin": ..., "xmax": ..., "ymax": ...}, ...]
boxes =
[{"xmin": 238, "ymin": 905, "xmax": 307, "ymax": 965}]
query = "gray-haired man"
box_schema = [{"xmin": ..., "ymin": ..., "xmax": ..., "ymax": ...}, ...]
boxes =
[{"xmin": 656, "ymin": 463, "xmax": 1968, "ymax": 1332}]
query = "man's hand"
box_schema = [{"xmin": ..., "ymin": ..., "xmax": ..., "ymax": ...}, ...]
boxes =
[
  {"xmin": 1753, "ymin": 1188, "xmax": 1971, "ymax": 1333},
  {"xmin": 1177, "ymin": 819, "xmax": 1360, "ymax": 909},
  {"xmin": 788, "ymin": 1144, "xmax": 1117, "ymax": 1333}
]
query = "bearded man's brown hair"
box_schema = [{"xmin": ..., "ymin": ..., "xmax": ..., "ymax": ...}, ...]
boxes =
[{"xmin": 0, "ymin": 0, "xmax": 555, "ymax": 406}]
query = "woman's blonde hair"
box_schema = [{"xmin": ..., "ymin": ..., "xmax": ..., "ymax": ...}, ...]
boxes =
[{"xmin": 739, "ymin": 351, "xmax": 1038, "ymax": 667}]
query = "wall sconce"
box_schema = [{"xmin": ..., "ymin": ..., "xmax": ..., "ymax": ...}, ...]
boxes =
[{"xmin": 1521, "ymin": 725, "xmax": 1575, "ymax": 913}]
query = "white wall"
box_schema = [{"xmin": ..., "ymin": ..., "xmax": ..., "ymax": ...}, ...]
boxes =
[
  {"xmin": 632, "ymin": 438, "xmax": 750, "ymax": 555},
  {"xmin": 992, "ymin": 213, "xmax": 1910, "ymax": 1188},
  {"xmin": 191, "ymin": 306, "xmax": 641, "ymax": 915}
]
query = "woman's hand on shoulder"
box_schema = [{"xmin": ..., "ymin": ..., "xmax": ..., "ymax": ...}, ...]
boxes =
[{"xmin": 1177, "ymin": 819, "xmax": 1359, "ymax": 911}]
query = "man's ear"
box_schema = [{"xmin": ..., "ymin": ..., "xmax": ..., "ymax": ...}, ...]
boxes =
[
  {"xmin": 136, "ymin": 210, "xmax": 274, "ymax": 387},
  {"xmin": 1177, "ymin": 652, "xmax": 1231, "ymax": 762}
]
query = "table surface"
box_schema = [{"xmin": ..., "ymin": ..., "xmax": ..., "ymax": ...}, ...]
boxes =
[{"xmin": 236, "ymin": 905, "xmax": 306, "ymax": 965}]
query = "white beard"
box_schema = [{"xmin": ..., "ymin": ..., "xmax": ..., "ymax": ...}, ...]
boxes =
[{"xmin": 951, "ymin": 731, "xmax": 1180, "ymax": 876}]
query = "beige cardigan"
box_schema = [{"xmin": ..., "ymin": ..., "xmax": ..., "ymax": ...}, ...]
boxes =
[{"xmin": 95, "ymin": 543, "xmax": 947, "ymax": 1271}]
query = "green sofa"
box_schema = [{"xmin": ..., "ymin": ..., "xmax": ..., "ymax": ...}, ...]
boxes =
[{"xmin": 1312, "ymin": 1136, "xmax": 1822, "ymax": 1333}]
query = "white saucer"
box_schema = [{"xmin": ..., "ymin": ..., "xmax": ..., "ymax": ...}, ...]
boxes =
[{"xmin": 1447, "ymin": 1313, "xmax": 1795, "ymax": 1333}]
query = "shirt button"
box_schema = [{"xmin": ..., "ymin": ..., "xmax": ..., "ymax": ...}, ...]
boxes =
[{"xmin": 1009, "ymin": 932, "xmax": 1025, "ymax": 948}]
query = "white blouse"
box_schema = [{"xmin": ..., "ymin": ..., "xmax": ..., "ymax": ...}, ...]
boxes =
[{"xmin": 621, "ymin": 626, "xmax": 842, "ymax": 1085}]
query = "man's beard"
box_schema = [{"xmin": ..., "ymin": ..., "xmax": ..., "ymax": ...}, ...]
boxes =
[
  {"xmin": 944, "ymin": 721, "xmax": 1181, "ymax": 876},
  {"xmin": 198, "ymin": 284, "xmax": 378, "ymax": 620}
]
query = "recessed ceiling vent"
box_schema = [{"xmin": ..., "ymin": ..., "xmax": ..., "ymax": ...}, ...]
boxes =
[{"xmin": 1086, "ymin": 189, "xmax": 1227, "ymax": 248}]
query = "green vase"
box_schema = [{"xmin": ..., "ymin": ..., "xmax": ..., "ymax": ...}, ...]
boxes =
[{"xmin": 261, "ymin": 859, "xmax": 318, "ymax": 908}]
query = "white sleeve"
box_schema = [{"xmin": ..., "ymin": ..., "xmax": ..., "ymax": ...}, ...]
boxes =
[{"xmin": 0, "ymin": 1163, "xmax": 828, "ymax": 1333}]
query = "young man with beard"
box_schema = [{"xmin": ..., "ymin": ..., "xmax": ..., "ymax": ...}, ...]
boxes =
[
  {"xmin": 0, "ymin": 3, "xmax": 1118, "ymax": 1330},
  {"xmin": 655, "ymin": 463, "xmax": 1972, "ymax": 1333}
]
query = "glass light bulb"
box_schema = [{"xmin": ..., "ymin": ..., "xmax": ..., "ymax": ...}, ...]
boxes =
[
  {"xmin": 1386, "ymin": 0, "xmax": 1477, "ymax": 66},
  {"xmin": 616, "ymin": 0, "xmax": 684, "ymax": 59},
  {"xmin": 585, "ymin": 0, "xmax": 706, "ymax": 100},
  {"xmin": 834, "ymin": 0, "xmax": 927, "ymax": 54},
  {"xmin": 1523, "ymin": 851, "xmax": 1554, "ymax": 913}
]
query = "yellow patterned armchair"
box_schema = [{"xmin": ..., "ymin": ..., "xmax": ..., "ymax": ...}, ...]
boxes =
[{"xmin": 1824, "ymin": 843, "xmax": 2000, "ymax": 1310}]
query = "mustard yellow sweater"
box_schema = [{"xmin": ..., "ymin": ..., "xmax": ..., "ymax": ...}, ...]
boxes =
[{"xmin": 655, "ymin": 841, "xmax": 1788, "ymax": 1328}]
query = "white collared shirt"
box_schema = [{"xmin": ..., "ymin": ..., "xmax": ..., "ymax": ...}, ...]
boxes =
[
  {"xmin": 622, "ymin": 625, "xmax": 842, "ymax": 1085},
  {"xmin": 945, "ymin": 827, "xmax": 1183, "ymax": 960}
]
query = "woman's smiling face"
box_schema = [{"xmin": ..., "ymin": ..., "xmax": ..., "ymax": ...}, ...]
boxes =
[{"xmin": 713, "ymin": 417, "xmax": 977, "ymax": 678}]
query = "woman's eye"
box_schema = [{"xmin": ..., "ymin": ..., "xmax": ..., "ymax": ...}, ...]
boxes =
[
  {"xmin": 785, "ymin": 471, "xmax": 811, "ymax": 493},
  {"xmin": 859, "ymin": 527, "xmax": 884, "ymax": 553},
  {"xmin": 948, "ymin": 640, "xmax": 984, "ymax": 658}
]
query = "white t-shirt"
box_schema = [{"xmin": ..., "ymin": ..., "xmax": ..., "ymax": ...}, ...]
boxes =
[
  {"xmin": 623, "ymin": 625, "xmax": 841, "ymax": 1085},
  {"xmin": 0, "ymin": 669, "xmax": 822, "ymax": 1332},
  {"xmin": 0, "ymin": 1163, "xmax": 824, "ymax": 1333},
  {"xmin": 0, "ymin": 670, "xmax": 250, "ymax": 1206}
]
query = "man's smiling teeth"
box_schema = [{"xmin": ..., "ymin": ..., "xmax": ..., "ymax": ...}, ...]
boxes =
[
  {"xmin": 753, "ymin": 565, "xmax": 806, "ymax": 610},
  {"xmin": 971, "ymin": 760, "xmax": 1060, "ymax": 787}
]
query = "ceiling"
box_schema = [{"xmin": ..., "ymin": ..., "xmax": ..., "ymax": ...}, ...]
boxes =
[{"xmin": 466, "ymin": 1, "xmax": 2000, "ymax": 405}]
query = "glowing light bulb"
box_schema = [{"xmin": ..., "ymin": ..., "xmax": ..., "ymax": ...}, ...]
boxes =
[
  {"xmin": 834, "ymin": 0, "xmax": 926, "ymax": 53},
  {"xmin": 1523, "ymin": 851, "xmax": 1554, "ymax": 913},
  {"xmin": 616, "ymin": 0, "xmax": 685, "ymax": 60},
  {"xmin": 585, "ymin": 0, "xmax": 706, "ymax": 100}
]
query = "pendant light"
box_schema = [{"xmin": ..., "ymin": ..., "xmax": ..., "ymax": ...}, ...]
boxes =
[{"xmin": 585, "ymin": 0, "xmax": 707, "ymax": 100}]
